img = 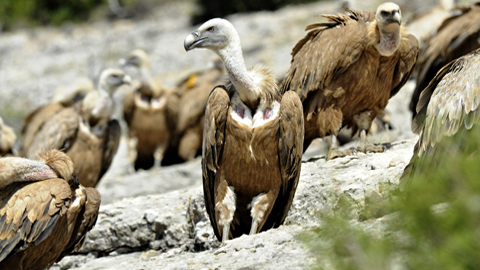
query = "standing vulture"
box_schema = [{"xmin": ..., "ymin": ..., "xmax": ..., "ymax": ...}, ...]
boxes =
[
  {"xmin": 410, "ymin": 3, "xmax": 480, "ymax": 119},
  {"xmin": 184, "ymin": 18, "xmax": 304, "ymax": 242},
  {"xmin": 24, "ymin": 69, "xmax": 130, "ymax": 187},
  {"xmin": 0, "ymin": 117, "xmax": 16, "ymax": 157},
  {"xmin": 280, "ymin": 2, "xmax": 418, "ymax": 159},
  {"xmin": 402, "ymin": 48, "xmax": 480, "ymax": 187},
  {"xmin": 122, "ymin": 49, "xmax": 178, "ymax": 170},
  {"xmin": 0, "ymin": 150, "xmax": 100, "ymax": 270},
  {"xmin": 19, "ymin": 78, "xmax": 95, "ymax": 157},
  {"xmin": 161, "ymin": 59, "xmax": 225, "ymax": 166}
]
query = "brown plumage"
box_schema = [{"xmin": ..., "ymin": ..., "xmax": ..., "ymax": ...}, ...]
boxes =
[
  {"xmin": 412, "ymin": 48, "xmax": 480, "ymax": 155},
  {"xmin": 0, "ymin": 117, "xmax": 16, "ymax": 157},
  {"xmin": 401, "ymin": 48, "xmax": 480, "ymax": 189},
  {"xmin": 122, "ymin": 49, "xmax": 178, "ymax": 170},
  {"xmin": 410, "ymin": 3, "xmax": 480, "ymax": 119},
  {"xmin": 280, "ymin": 3, "xmax": 418, "ymax": 157},
  {"xmin": 24, "ymin": 69, "xmax": 129, "ymax": 187},
  {"xmin": 0, "ymin": 150, "xmax": 100, "ymax": 270},
  {"xmin": 185, "ymin": 18, "xmax": 304, "ymax": 242},
  {"xmin": 19, "ymin": 79, "xmax": 95, "ymax": 157},
  {"xmin": 161, "ymin": 59, "xmax": 225, "ymax": 166}
]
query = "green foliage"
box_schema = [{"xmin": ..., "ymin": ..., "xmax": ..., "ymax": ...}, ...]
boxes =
[
  {"xmin": 192, "ymin": 0, "xmax": 320, "ymax": 25},
  {"xmin": 0, "ymin": 0, "xmax": 105, "ymax": 30},
  {"xmin": 303, "ymin": 124, "xmax": 480, "ymax": 269}
]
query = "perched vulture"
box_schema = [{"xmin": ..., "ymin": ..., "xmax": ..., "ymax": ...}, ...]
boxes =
[
  {"xmin": 122, "ymin": 49, "xmax": 178, "ymax": 170},
  {"xmin": 184, "ymin": 18, "xmax": 304, "ymax": 242},
  {"xmin": 410, "ymin": 3, "xmax": 480, "ymax": 119},
  {"xmin": 402, "ymin": 48, "xmax": 480, "ymax": 187},
  {"xmin": 0, "ymin": 117, "xmax": 16, "ymax": 157},
  {"xmin": 0, "ymin": 150, "xmax": 100, "ymax": 270},
  {"xmin": 280, "ymin": 2, "xmax": 418, "ymax": 159},
  {"xmin": 161, "ymin": 59, "xmax": 225, "ymax": 166},
  {"xmin": 24, "ymin": 69, "xmax": 130, "ymax": 187},
  {"xmin": 19, "ymin": 78, "xmax": 95, "ymax": 157}
]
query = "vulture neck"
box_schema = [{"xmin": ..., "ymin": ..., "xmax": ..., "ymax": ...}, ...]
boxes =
[
  {"xmin": 0, "ymin": 158, "xmax": 58, "ymax": 188},
  {"xmin": 217, "ymin": 41, "xmax": 261, "ymax": 109},
  {"xmin": 139, "ymin": 67, "xmax": 158, "ymax": 95},
  {"xmin": 375, "ymin": 23, "xmax": 401, "ymax": 57}
]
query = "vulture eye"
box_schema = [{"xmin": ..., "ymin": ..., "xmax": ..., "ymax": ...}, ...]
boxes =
[
  {"xmin": 207, "ymin": 27, "xmax": 215, "ymax": 32},
  {"xmin": 380, "ymin": 11, "xmax": 389, "ymax": 16}
]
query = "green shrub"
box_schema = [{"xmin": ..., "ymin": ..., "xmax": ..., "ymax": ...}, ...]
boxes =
[
  {"xmin": 0, "ymin": 0, "xmax": 105, "ymax": 30},
  {"xmin": 303, "ymin": 123, "xmax": 480, "ymax": 269}
]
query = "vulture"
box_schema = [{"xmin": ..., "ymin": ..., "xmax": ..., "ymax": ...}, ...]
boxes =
[
  {"xmin": 161, "ymin": 59, "xmax": 225, "ymax": 166},
  {"xmin": 24, "ymin": 69, "xmax": 130, "ymax": 187},
  {"xmin": 280, "ymin": 2, "xmax": 418, "ymax": 159},
  {"xmin": 0, "ymin": 117, "xmax": 16, "ymax": 157},
  {"xmin": 184, "ymin": 18, "xmax": 304, "ymax": 242},
  {"xmin": 20, "ymin": 78, "xmax": 95, "ymax": 157},
  {"xmin": 410, "ymin": 3, "xmax": 480, "ymax": 119},
  {"xmin": 0, "ymin": 150, "xmax": 100, "ymax": 270},
  {"xmin": 402, "ymin": 48, "xmax": 480, "ymax": 187},
  {"xmin": 122, "ymin": 49, "xmax": 178, "ymax": 170}
]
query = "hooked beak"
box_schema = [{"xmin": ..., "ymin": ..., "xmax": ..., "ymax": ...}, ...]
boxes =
[
  {"xmin": 392, "ymin": 10, "xmax": 401, "ymax": 25},
  {"xmin": 184, "ymin": 31, "xmax": 206, "ymax": 51}
]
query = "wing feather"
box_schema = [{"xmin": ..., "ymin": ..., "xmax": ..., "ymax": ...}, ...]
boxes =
[
  {"xmin": 0, "ymin": 179, "xmax": 71, "ymax": 262},
  {"xmin": 280, "ymin": 9, "xmax": 374, "ymax": 100},
  {"xmin": 98, "ymin": 120, "xmax": 121, "ymax": 182},
  {"xmin": 262, "ymin": 91, "xmax": 304, "ymax": 230},
  {"xmin": 201, "ymin": 86, "xmax": 230, "ymax": 240},
  {"xmin": 25, "ymin": 108, "xmax": 80, "ymax": 159},
  {"xmin": 414, "ymin": 49, "xmax": 480, "ymax": 156}
]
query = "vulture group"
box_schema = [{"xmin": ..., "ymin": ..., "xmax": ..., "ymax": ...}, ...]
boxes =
[{"xmin": 3, "ymin": 0, "xmax": 480, "ymax": 267}]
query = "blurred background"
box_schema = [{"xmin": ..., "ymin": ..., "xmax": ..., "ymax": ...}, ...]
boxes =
[{"xmin": 0, "ymin": 0, "xmax": 474, "ymax": 133}]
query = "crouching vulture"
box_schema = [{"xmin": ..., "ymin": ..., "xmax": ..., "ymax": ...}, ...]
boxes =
[
  {"xmin": 410, "ymin": 3, "xmax": 480, "ymax": 119},
  {"xmin": 280, "ymin": 2, "xmax": 418, "ymax": 159},
  {"xmin": 0, "ymin": 150, "xmax": 100, "ymax": 270},
  {"xmin": 19, "ymin": 78, "xmax": 95, "ymax": 157},
  {"xmin": 184, "ymin": 18, "xmax": 304, "ymax": 242},
  {"xmin": 0, "ymin": 117, "xmax": 16, "ymax": 157},
  {"xmin": 402, "ymin": 48, "xmax": 480, "ymax": 188},
  {"xmin": 122, "ymin": 49, "xmax": 178, "ymax": 170},
  {"xmin": 24, "ymin": 69, "xmax": 130, "ymax": 187}
]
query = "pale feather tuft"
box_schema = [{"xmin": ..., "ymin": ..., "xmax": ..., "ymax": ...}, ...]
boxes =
[{"xmin": 36, "ymin": 150, "xmax": 75, "ymax": 182}]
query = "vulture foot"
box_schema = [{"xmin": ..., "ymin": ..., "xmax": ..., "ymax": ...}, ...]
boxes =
[
  {"xmin": 357, "ymin": 144, "xmax": 385, "ymax": 154},
  {"xmin": 326, "ymin": 148, "xmax": 356, "ymax": 160}
]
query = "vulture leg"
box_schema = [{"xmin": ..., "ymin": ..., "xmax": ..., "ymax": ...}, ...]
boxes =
[
  {"xmin": 353, "ymin": 111, "xmax": 385, "ymax": 153},
  {"xmin": 356, "ymin": 129, "xmax": 385, "ymax": 153},
  {"xmin": 326, "ymin": 135, "xmax": 355, "ymax": 160},
  {"xmin": 249, "ymin": 192, "xmax": 274, "ymax": 235},
  {"xmin": 216, "ymin": 181, "xmax": 236, "ymax": 243}
]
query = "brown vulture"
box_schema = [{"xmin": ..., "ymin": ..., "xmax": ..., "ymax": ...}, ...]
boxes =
[
  {"xmin": 280, "ymin": 2, "xmax": 418, "ymax": 159},
  {"xmin": 410, "ymin": 2, "xmax": 480, "ymax": 119},
  {"xmin": 0, "ymin": 117, "xmax": 16, "ymax": 157},
  {"xmin": 122, "ymin": 49, "xmax": 179, "ymax": 170},
  {"xmin": 19, "ymin": 78, "xmax": 95, "ymax": 157},
  {"xmin": 0, "ymin": 150, "xmax": 100, "ymax": 270},
  {"xmin": 161, "ymin": 59, "xmax": 225, "ymax": 166},
  {"xmin": 24, "ymin": 69, "xmax": 130, "ymax": 187},
  {"xmin": 402, "ymin": 48, "xmax": 480, "ymax": 187},
  {"xmin": 184, "ymin": 18, "xmax": 304, "ymax": 242}
]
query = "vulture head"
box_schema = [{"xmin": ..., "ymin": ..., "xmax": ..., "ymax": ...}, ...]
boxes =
[
  {"xmin": 98, "ymin": 68, "xmax": 131, "ymax": 95},
  {"xmin": 184, "ymin": 18, "xmax": 240, "ymax": 55},
  {"xmin": 123, "ymin": 49, "xmax": 150, "ymax": 70},
  {"xmin": 374, "ymin": 2, "xmax": 403, "ymax": 56}
]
